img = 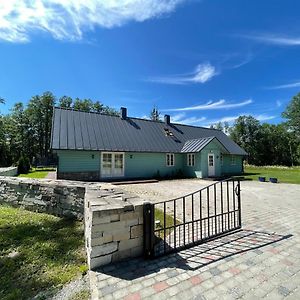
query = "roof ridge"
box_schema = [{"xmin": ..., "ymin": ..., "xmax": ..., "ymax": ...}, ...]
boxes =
[{"xmin": 54, "ymin": 107, "xmax": 223, "ymax": 131}]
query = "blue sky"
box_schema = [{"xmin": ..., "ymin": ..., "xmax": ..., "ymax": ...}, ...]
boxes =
[{"xmin": 0, "ymin": 0, "xmax": 300, "ymax": 127}]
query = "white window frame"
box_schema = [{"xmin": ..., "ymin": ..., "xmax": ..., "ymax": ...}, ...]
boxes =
[
  {"xmin": 166, "ymin": 153, "xmax": 175, "ymax": 167},
  {"xmin": 187, "ymin": 153, "xmax": 195, "ymax": 167},
  {"xmin": 101, "ymin": 152, "xmax": 125, "ymax": 177},
  {"xmin": 231, "ymin": 155, "xmax": 236, "ymax": 165}
]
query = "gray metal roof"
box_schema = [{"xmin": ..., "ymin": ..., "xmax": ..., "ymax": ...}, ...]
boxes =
[
  {"xmin": 51, "ymin": 107, "xmax": 247, "ymax": 155},
  {"xmin": 181, "ymin": 137, "xmax": 220, "ymax": 153}
]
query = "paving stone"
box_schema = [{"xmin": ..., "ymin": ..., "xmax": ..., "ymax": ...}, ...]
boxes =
[{"xmin": 278, "ymin": 286, "xmax": 291, "ymax": 297}]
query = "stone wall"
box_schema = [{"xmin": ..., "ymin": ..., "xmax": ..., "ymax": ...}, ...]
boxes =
[
  {"xmin": 85, "ymin": 186, "xmax": 145, "ymax": 270},
  {"xmin": 0, "ymin": 176, "xmax": 148, "ymax": 269},
  {"xmin": 0, "ymin": 167, "xmax": 18, "ymax": 177},
  {"xmin": 0, "ymin": 177, "xmax": 86, "ymax": 219}
]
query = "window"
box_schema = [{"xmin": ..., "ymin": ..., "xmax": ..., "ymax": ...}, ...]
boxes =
[
  {"xmin": 220, "ymin": 154, "xmax": 223, "ymax": 166},
  {"xmin": 166, "ymin": 153, "xmax": 175, "ymax": 166},
  {"xmin": 231, "ymin": 155, "xmax": 236, "ymax": 165},
  {"xmin": 187, "ymin": 154, "xmax": 195, "ymax": 166}
]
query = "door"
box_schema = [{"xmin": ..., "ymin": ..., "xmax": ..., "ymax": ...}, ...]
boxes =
[
  {"xmin": 208, "ymin": 153, "xmax": 215, "ymax": 177},
  {"xmin": 101, "ymin": 152, "xmax": 124, "ymax": 178}
]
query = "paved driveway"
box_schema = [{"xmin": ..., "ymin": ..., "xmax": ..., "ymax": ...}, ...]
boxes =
[{"xmin": 90, "ymin": 180, "xmax": 300, "ymax": 299}]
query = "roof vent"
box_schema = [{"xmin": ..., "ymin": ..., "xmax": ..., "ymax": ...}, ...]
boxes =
[
  {"xmin": 164, "ymin": 114, "xmax": 170, "ymax": 125},
  {"xmin": 120, "ymin": 107, "xmax": 127, "ymax": 119}
]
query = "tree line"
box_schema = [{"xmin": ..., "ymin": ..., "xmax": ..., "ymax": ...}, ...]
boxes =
[
  {"xmin": 213, "ymin": 93, "xmax": 300, "ymax": 166},
  {"xmin": 1, "ymin": 91, "xmax": 300, "ymax": 168},
  {"xmin": 0, "ymin": 92, "xmax": 118, "ymax": 167}
]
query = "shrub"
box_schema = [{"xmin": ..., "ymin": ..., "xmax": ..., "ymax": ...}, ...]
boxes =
[{"xmin": 18, "ymin": 156, "xmax": 30, "ymax": 174}]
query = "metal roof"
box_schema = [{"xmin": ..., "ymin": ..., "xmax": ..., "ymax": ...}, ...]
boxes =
[
  {"xmin": 181, "ymin": 137, "xmax": 222, "ymax": 153},
  {"xmin": 51, "ymin": 107, "xmax": 247, "ymax": 155}
]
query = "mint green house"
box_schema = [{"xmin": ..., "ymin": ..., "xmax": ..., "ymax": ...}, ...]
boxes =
[{"xmin": 51, "ymin": 107, "xmax": 246, "ymax": 181}]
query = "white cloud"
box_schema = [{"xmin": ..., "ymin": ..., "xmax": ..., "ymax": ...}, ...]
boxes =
[
  {"xmin": 163, "ymin": 99, "xmax": 253, "ymax": 112},
  {"xmin": 170, "ymin": 113, "xmax": 206, "ymax": 125},
  {"xmin": 267, "ymin": 81, "xmax": 300, "ymax": 89},
  {"xmin": 205, "ymin": 113, "xmax": 276, "ymax": 127},
  {"xmin": 0, "ymin": 0, "xmax": 186, "ymax": 42},
  {"xmin": 240, "ymin": 33, "xmax": 300, "ymax": 46},
  {"xmin": 276, "ymin": 100, "xmax": 282, "ymax": 108},
  {"xmin": 147, "ymin": 62, "xmax": 218, "ymax": 85}
]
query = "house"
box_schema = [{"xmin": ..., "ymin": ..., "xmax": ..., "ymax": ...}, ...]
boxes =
[{"xmin": 51, "ymin": 107, "xmax": 247, "ymax": 181}]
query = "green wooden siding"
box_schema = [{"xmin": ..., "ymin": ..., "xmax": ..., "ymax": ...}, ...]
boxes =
[
  {"xmin": 125, "ymin": 152, "xmax": 184, "ymax": 179},
  {"xmin": 56, "ymin": 150, "xmax": 100, "ymax": 173},
  {"xmin": 221, "ymin": 155, "xmax": 243, "ymax": 175},
  {"xmin": 183, "ymin": 153, "xmax": 202, "ymax": 178},
  {"xmin": 56, "ymin": 147, "xmax": 243, "ymax": 180}
]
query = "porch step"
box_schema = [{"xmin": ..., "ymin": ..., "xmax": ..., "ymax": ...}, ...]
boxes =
[{"xmin": 112, "ymin": 179, "xmax": 159, "ymax": 185}]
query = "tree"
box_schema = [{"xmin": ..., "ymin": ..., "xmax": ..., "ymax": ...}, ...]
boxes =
[
  {"xmin": 150, "ymin": 106, "xmax": 160, "ymax": 121},
  {"xmin": 282, "ymin": 92, "xmax": 300, "ymax": 136},
  {"xmin": 230, "ymin": 115, "xmax": 263, "ymax": 165},
  {"xmin": 27, "ymin": 92, "xmax": 56, "ymax": 160},
  {"xmin": 59, "ymin": 96, "xmax": 73, "ymax": 108}
]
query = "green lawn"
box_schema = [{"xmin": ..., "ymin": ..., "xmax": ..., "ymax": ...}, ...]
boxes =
[
  {"xmin": 242, "ymin": 165, "xmax": 300, "ymax": 184},
  {"xmin": 18, "ymin": 167, "xmax": 56, "ymax": 179},
  {"xmin": 0, "ymin": 205, "xmax": 87, "ymax": 300}
]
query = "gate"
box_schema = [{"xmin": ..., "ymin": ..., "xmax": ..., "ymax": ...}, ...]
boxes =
[{"xmin": 144, "ymin": 178, "xmax": 241, "ymax": 258}]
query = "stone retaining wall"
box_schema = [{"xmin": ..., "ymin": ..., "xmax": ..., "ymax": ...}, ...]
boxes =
[
  {"xmin": 85, "ymin": 186, "xmax": 145, "ymax": 269},
  {"xmin": 0, "ymin": 176, "xmax": 148, "ymax": 269},
  {"xmin": 0, "ymin": 167, "xmax": 18, "ymax": 177},
  {"xmin": 0, "ymin": 177, "xmax": 86, "ymax": 219}
]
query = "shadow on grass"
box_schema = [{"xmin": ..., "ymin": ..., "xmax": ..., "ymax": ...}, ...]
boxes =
[
  {"xmin": 96, "ymin": 229, "xmax": 292, "ymax": 281},
  {"xmin": 0, "ymin": 212, "xmax": 85, "ymax": 300}
]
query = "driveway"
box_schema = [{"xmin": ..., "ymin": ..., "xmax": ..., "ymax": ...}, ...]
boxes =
[{"xmin": 90, "ymin": 179, "xmax": 300, "ymax": 299}]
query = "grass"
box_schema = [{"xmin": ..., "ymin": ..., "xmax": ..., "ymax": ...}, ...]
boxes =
[
  {"xmin": 241, "ymin": 165, "xmax": 300, "ymax": 184},
  {"xmin": 0, "ymin": 205, "xmax": 86, "ymax": 300},
  {"xmin": 18, "ymin": 167, "xmax": 56, "ymax": 179}
]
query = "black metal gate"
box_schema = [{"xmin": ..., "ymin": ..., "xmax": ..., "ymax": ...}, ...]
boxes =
[{"xmin": 144, "ymin": 178, "xmax": 241, "ymax": 258}]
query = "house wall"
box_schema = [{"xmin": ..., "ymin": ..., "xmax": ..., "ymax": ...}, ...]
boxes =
[
  {"xmin": 200, "ymin": 140, "xmax": 224, "ymax": 178},
  {"xmin": 55, "ymin": 149, "xmax": 243, "ymax": 181},
  {"xmin": 182, "ymin": 153, "xmax": 202, "ymax": 178},
  {"xmin": 56, "ymin": 150, "xmax": 100, "ymax": 181},
  {"xmin": 221, "ymin": 155, "xmax": 243, "ymax": 175},
  {"xmin": 125, "ymin": 152, "xmax": 184, "ymax": 179}
]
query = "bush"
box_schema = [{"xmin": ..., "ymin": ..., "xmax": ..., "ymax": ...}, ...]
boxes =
[{"xmin": 17, "ymin": 156, "xmax": 30, "ymax": 174}]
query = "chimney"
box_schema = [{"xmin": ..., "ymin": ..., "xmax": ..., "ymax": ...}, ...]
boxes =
[
  {"xmin": 120, "ymin": 107, "xmax": 127, "ymax": 119},
  {"xmin": 164, "ymin": 114, "xmax": 170, "ymax": 125}
]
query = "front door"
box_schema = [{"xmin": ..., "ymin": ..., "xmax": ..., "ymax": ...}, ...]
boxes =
[
  {"xmin": 208, "ymin": 153, "xmax": 215, "ymax": 177},
  {"xmin": 101, "ymin": 152, "xmax": 124, "ymax": 178}
]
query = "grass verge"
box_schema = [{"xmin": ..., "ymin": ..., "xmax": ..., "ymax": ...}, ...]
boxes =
[
  {"xmin": 0, "ymin": 205, "xmax": 86, "ymax": 300},
  {"xmin": 18, "ymin": 167, "xmax": 56, "ymax": 179},
  {"xmin": 242, "ymin": 165, "xmax": 300, "ymax": 184}
]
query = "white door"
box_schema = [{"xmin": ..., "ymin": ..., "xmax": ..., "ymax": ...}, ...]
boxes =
[
  {"xmin": 208, "ymin": 154, "xmax": 215, "ymax": 177},
  {"xmin": 101, "ymin": 152, "xmax": 124, "ymax": 178}
]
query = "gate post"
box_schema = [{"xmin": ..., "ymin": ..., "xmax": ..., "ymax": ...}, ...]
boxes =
[
  {"xmin": 143, "ymin": 202, "xmax": 154, "ymax": 258},
  {"xmin": 237, "ymin": 180, "xmax": 242, "ymax": 228}
]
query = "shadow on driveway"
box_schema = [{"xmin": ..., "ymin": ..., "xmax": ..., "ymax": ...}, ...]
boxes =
[{"xmin": 95, "ymin": 229, "xmax": 292, "ymax": 280}]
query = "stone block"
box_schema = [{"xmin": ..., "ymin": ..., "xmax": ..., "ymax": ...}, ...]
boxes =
[
  {"xmin": 110, "ymin": 214, "xmax": 120, "ymax": 222},
  {"xmin": 91, "ymin": 234, "xmax": 113, "ymax": 247},
  {"xmin": 92, "ymin": 215, "xmax": 111, "ymax": 225},
  {"xmin": 130, "ymin": 224, "xmax": 143, "ymax": 239},
  {"xmin": 131, "ymin": 245, "xmax": 143, "ymax": 257},
  {"xmin": 112, "ymin": 249, "xmax": 131, "ymax": 262},
  {"xmin": 90, "ymin": 254, "xmax": 112, "ymax": 269},
  {"xmin": 90, "ymin": 242, "xmax": 118, "ymax": 258},
  {"xmin": 118, "ymin": 237, "xmax": 143, "ymax": 251},
  {"xmin": 112, "ymin": 230, "xmax": 130, "ymax": 242},
  {"xmin": 92, "ymin": 221, "xmax": 127, "ymax": 233},
  {"xmin": 120, "ymin": 211, "xmax": 140, "ymax": 221}
]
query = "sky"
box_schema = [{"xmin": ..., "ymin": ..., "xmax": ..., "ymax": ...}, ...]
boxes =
[{"xmin": 0, "ymin": 0, "xmax": 300, "ymax": 127}]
